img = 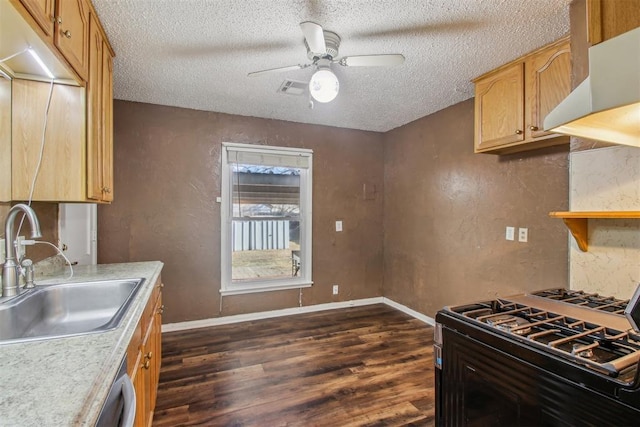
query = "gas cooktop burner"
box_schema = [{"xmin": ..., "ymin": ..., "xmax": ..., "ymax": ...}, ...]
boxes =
[
  {"xmin": 485, "ymin": 314, "xmax": 532, "ymax": 335},
  {"xmin": 572, "ymin": 343, "xmax": 595, "ymax": 359}
]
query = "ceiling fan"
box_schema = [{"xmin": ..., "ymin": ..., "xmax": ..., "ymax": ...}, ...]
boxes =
[{"xmin": 248, "ymin": 21, "xmax": 405, "ymax": 103}]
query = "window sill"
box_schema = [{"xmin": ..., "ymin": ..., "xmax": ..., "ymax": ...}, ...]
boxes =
[{"xmin": 220, "ymin": 280, "xmax": 313, "ymax": 296}]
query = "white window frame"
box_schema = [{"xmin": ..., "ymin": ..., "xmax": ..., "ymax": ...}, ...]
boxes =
[{"xmin": 220, "ymin": 142, "xmax": 313, "ymax": 296}]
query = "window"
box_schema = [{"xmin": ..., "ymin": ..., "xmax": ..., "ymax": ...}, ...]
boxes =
[{"xmin": 220, "ymin": 143, "xmax": 313, "ymax": 295}]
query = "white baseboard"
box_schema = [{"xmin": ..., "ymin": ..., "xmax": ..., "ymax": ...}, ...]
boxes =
[
  {"xmin": 162, "ymin": 296, "xmax": 434, "ymax": 333},
  {"xmin": 162, "ymin": 297, "xmax": 384, "ymax": 332},
  {"xmin": 382, "ymin": 297, "xmax": 436, "ymax": 326}
]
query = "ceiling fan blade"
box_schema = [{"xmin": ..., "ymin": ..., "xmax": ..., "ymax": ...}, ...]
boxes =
[
  {"xmin": 247, "ymin": 64, "xmax": 308, "ymax": 77},
  {"xmin": 300, "ymin": 21, "xmax": 326, "ymax": 55},
  {"xmin": 338, "ymin": 54, "xmax": 405, "ymax": 67}
]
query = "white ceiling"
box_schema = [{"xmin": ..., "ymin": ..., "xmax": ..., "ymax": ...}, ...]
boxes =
[{"xmin": 92, "ymin": 0, "xmax": 571, "ymax": 132}]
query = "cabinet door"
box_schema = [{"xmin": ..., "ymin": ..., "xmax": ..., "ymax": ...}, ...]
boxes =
[
  {"xmin": 86, "ymin": 12, "xmax": 103, "ymax": 200},
  {"xmin": 525, "ymin": 40, "xmax": 571, "ymax": 140},
  {"xmin": 101, "ymin": 43, "xmax": 114, "ymax": 202},
  {"xmin": 474, "ymin": 62, "xmax": 524, "ymax": 152},
  {"xmin": 54, "ymin": 0, "xmax": 89, "ymax": 81},
  {"xmin": 140, "ymin": 320, "xmax": 156, "ymax": 426},
  {"xmin": 148, "ymin": 294, "xmax": 163, "ymax": 418},
  {"xmin": 131, "ymin": 351, "xmax": 147, "ymax": 427},
  {"xmin": 19, "ymin": 0, "xmax": 54, "ymax": 38},
  {"xmin": 11, "ymin": 79, "xmax": 86, "ymax": 201},
  {"xmin": 587, "ymin": 0, "xmax": 640, "ymax": 45}
]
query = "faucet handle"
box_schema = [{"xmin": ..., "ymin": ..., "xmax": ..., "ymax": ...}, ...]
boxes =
[{"xmin": 21, "ymin": 259, "xmax": 35, "ymax": 289}]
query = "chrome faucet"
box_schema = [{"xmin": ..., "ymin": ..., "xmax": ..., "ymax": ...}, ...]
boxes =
[{"xmin": 2, "ymin": 204, "xmax": 42, "ymax": 297}]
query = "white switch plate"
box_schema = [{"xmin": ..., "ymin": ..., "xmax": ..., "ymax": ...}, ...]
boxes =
[
  {"xmin": 332, "ymin": 285, "xmax": 339, "ymax": 295},
  {"xmin": 518, "ymin": 227, "xmax": 528, "ymax": 242},
  {"xmin": 505, "ymin": 226, "xmax": 515, "ymax": 241},
  {"xmin": 335, "ymin": 221, "xmax": 343, "ymax": 232},
  {"xmin": 0, "ymin": 238, "xmax": 5, "ymax": 263}
]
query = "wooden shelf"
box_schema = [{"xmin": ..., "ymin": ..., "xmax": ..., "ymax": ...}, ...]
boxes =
[{"xmin": 549, "ymin": 211, "xmax": 640, "ymax": 251}]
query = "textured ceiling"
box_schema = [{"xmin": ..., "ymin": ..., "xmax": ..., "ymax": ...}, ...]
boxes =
[{"xmin": 92, "ymin": 0, "xmax": 571, "ymax": 132}]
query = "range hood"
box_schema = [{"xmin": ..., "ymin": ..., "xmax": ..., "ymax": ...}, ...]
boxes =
[{"xmin": 544, "ymin": 27, "xmax": 640, "ymax": 148}]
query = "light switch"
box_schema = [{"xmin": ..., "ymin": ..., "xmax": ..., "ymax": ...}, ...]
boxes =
[
  {"xmin": 506, "ymin": 226, "xmax": 515, "ymax": 241},
  {"xmin": 336, "ymin": 221, "xmax": 343, "ymax": 232}
]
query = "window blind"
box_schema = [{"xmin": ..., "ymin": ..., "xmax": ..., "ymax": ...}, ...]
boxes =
[{"xmin": 225, "ymin": 145, "xmax": 311, "ymax": 169}]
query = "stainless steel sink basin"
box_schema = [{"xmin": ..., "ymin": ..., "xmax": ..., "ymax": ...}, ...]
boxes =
[{"xmin": 0, "ymin": 278, "xmax": 144, "ymax": 344}]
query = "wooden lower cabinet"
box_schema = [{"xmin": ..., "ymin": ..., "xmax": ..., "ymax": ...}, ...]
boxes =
[{"xmin": 127, "ymin": 278, "xmax": 163, "ymax": 427}]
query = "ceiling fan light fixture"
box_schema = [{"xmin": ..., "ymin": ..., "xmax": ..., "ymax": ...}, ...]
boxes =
[{"xmin": 309, "ymin": 68, "xmax": 339, "ymax": 103}]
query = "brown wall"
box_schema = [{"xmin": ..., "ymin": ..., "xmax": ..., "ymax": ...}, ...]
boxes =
[
  {"xmin": 382, "ymin": 99, "xmax": 569, "ymax": 317},
  {"xmin": 98, "ymin": 101, "xmax": 384, "ymax": 323}
]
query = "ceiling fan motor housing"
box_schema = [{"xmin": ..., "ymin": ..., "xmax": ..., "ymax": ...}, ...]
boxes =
[{"xmin": 306, "ymin": 30, "xmax": 341, "ymax": 60}]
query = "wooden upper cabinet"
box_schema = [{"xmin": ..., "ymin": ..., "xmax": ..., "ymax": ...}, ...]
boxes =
[
  {"xmin": 473, "ymin": 36, "xmax": 571, "ymax": 154},
  {"xmin": 474, "ymin": 62, "xmax": 524, "ymax": 151},
  {"xmin": 18, "ymin": 0, "xmax": 55, "ymax": 38},
  {"xmin": 54, "ymin": 0, "xmax": 89, "ymax": 81},
  {"xmin": 9, "ymin": 1, "xmax": 115, "ymax": 203},
  {"xmin": 101, "ymin": 42, "xmax": 114, "ymax": 202},
  {"xmin": 15, "ymin": 0, "xmax": 89, "ymax": 81},
  {"xmin": 587, "ymin": 0, "xmax": 640, "ymax": 45},
  {"xmin": 12, "ymin": 80, "xmax": 86, "ymax": 201},
  {"xmin": 524, "ymin": 39, "xmax": 571, "ymax": 140},
  {"xmin": 81, "ymin": 11, "xmax": 115, "ymax": 203},
  {"xmin": 87, "ymin": 12, "xmax": 104, "ymax": 201},
  {"xmin": 0, "ymin": 77, "xmax": 10, "ymax": 203}
]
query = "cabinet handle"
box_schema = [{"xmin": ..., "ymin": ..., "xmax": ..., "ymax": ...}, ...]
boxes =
[
  {"xmin": 103, "ymin": 187, "xmax": 111, "ymax": 194},
  {"xmin": 57, "ymin": 16, "xmax": 62, "ymax": 24},
  {"xmin": 529, "ymin": 126, "xmax": 539, "ymax": 131},
  {"xmin": 63, "ymin": 30, "xmax": 71, "ymax": 38},
  {"xmin": 159, "ymin": 283, "xmax": 164, "ymax": 288},
  {"xmin": 158, "ymin": 304, "xmax": 165, "ymax": 314},
  {"xmin": 515, "ymin": 129, "xmax": 523, "ymax": 135},
  {"xmin": 145, "ymin": 351, "xmax": 153, "ymax": 360},
  {"xmin": 142, "ymin": 359, "xmax": 150, "ymax": 370}
]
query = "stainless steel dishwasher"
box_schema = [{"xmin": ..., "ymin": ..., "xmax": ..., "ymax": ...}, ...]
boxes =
[{"xmin": 96, "ymin": 356, "xmax": 136, "ymax": 427}]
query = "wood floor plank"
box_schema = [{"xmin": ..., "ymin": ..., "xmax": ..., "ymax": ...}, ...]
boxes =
[{"xmin": 153, "ymin": 304, "xmax": 435, "ymax": 426}]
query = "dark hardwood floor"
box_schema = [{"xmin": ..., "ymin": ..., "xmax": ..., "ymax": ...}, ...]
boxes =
[{"xmin": 153, "ymin": 304, "xmax": 435, "ymax": 426}]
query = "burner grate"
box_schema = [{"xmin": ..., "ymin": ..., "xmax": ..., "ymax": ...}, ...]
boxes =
[
  {"xmin": 531, "ymin": 288, "xmax": 630, "ymax": 314},
  {"xmin": 459, "ymin": 299, "xmax": 640, "ymax": 379}
]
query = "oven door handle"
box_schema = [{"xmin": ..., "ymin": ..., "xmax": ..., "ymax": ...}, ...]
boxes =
[{"xmin": 120, "ymin": 374, "xmax": 136, "ymax": 427}]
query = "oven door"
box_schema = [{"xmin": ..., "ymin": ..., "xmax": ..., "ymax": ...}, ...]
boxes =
[{"xmin": 435, "ymin": 318, "xmax": 640, "ymax": 426}]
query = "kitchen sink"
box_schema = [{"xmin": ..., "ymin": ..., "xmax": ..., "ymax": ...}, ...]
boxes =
[{"xmin": 0, "ymin": 278, "xmax": 145, "ymax": 344}]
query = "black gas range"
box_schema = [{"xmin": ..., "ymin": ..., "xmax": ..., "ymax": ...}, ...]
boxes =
[{"xmin": 435, "ymin": 288, "xmax": 640, "ymax": 426}]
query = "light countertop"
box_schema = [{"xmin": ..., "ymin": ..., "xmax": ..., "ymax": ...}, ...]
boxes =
[{"xmin": 0, "ymin": 261, "xmax": 164, "ymax": 427}]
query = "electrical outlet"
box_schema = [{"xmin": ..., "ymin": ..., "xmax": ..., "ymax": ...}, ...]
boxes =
[
  {"xmin": 335, "ymin": 221, "xmax": 343, "ymax": 232},
  {"xmin": 332, "ymin": 285, "xmax": 339, "ymax": 295},
  {"xmin": 0, "ymin": 238, "xmax": 5, "ymax": 263},
  {"xmin": 505, "ymin": 226, "xmax": 515, "ymax": 241},
  {"xmin": 518, "ymin": 227, "xmax": 528, "ymax": 243}
]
